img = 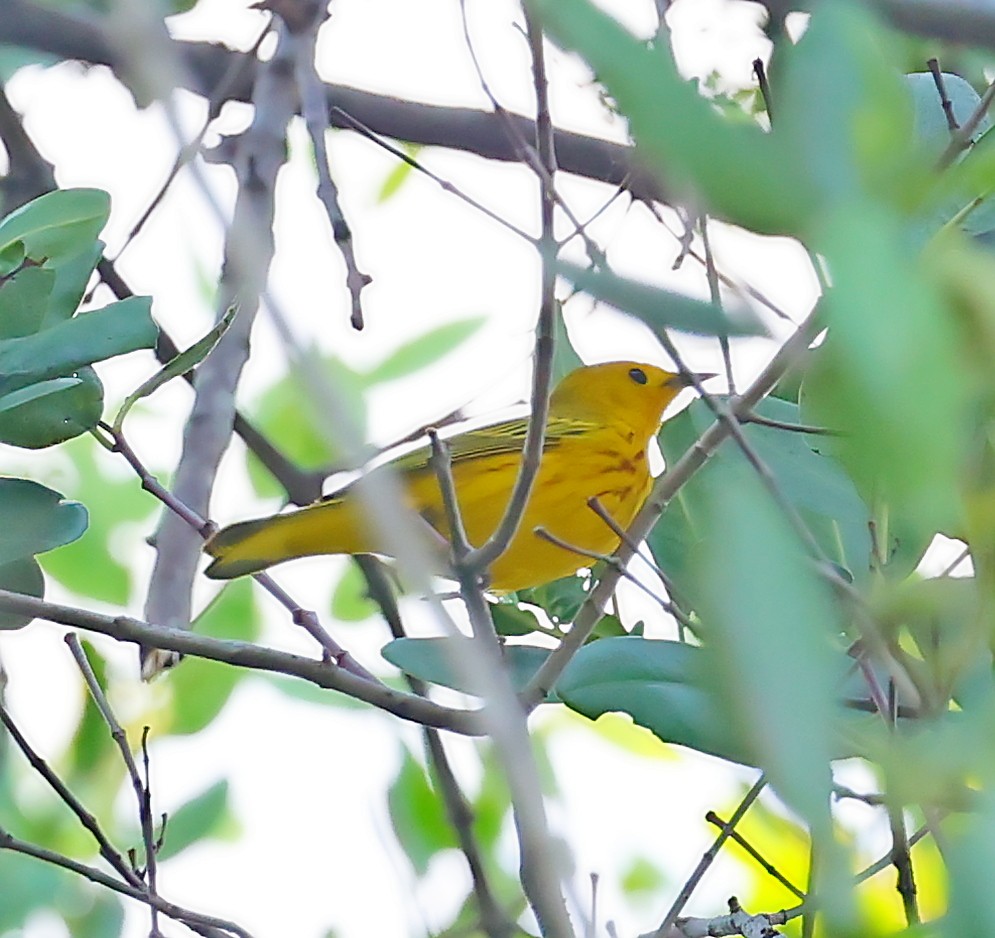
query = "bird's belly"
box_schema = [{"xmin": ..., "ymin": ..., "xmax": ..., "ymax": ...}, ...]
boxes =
[{"xmin": 408, "ymin": 444, "xmax": 651, "ymax": 592}]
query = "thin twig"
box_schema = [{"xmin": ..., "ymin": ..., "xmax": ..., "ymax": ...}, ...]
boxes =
[
  {"xmin": 937, "ymin": 74, "xmax": 995, "ymax": 169},
  {"xmin": 752, "ymin": 58, "xmax": 773, "ymax": 124},
  {"xmin": 293, "ymin": 6, "xmax": 370, "ymax": 328},
  {"xmin": 99, "ymin": 421, "xmax": 377, "ymax": 681},
  {"xmin": 112, "ymin": 20, "xmax": 272, "ymax": 262},
  {"xmin": 64, "ymin": 635, "xmax": 165, "ymax": 935},
  {"xmin": 653, "ymin": 775, "xmax": 768, "ymax": 936},
  {"xmin": 0, "ymin": 826, "xmax": 250, "ymax": 938},
  {"xmin": 705, "ymin": 810, "xmax": 806, "ymax": 900},
  {"xmin": 927, "ymin": 58, "xmax": 959, "ymax": 133},
  {"xmin": 533, "ymin": 526, "xmax": 673, "ymax": 612},
  {"xmin": 0, "ymin": 703, "xmax": 142, "ymax": 888},
  {"xmin": 700, "ymin": 216, "xmax": 735, "ymax": 392}
]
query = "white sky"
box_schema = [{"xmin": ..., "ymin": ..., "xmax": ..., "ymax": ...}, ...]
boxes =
[{"xmin": 0, "ymin": 1, "xmax": 923, "ymax": 936}]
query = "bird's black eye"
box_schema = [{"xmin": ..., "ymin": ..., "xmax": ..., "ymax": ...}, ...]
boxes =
[{"xmin": 628, "ymin": 367, "xmax": 648, "ymax": 385}]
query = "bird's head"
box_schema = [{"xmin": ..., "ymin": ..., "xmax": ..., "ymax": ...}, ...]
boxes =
[{"xmin": 550, "ymin": 361, "xmax": 709, "ymax": 438}]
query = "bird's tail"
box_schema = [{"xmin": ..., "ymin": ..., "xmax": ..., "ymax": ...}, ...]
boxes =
[{"xmin": 204, "ymin": 497, "xmax": 363, "ymax": 579}]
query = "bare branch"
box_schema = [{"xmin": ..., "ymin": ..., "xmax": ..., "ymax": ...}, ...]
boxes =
[{"xmin": 0, "ymin": 590, "xmax": 482, "ymax": 735}]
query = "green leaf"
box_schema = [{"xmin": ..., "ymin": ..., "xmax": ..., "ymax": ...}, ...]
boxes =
[
  {"xmin": 376, "ymin": 144, "xmax": 421, "ymax": 202},
  {"xmin": 113, "ymin": 305, "xmax": 236, "ymax": 431},
  {"xmin": 531, "ymin": 0, "xmax": 815, "ymax": 234},
  {"xmin": 651, "ymin": 396, "xmax": 872, "ymax": 605},
  {"xmin": 382, "ymin": 637, "xmax": 552, "ymax": 697},
  {"xmin": 0, "ymin": 377, "xmax": 82, "ymax": 413},
  {"xmin": 260, "ymin": 673, "xmax": 371, "ymax": 708},
  {"xmin": 157, "ymin": 780, "xmax": 236, "ymax": 862},
  {"xmin": 491, "ymin": 603, "xmax": 543, "ymax": 637},
  {"xmin": 558, "ymin": 262, "xmax": 766, "ymax": 337},
  {"xmin": 247, "ymin": 355, "xmax": 368, "ymax": 499},
  {"xmin": 694, "ymin": 462, "xmax": 840, "ymax": 837},
  {"xmin": 775, "ymin": 3, "xmax": 912, "ymax": 211},
  {"xmin": 908, "ymin": 72, "xmax": 990, "ymax": 162},
  {"xmin": 65, "ymin": 641, "xmax": 116, "ymax": 779},
  {"xmin": 39, "ymin": 434, "xmax": 157, "ymax": 604},
  {"xmin": 64, "ymin": 889, "xmax": 125, "ymax": 938},
  {"xmin": 0, "ymin": 558, "xmax": 44, "ymax": 629},
  {"xmin": 621, "ymin": 856, "xmax": 666, "ymax": 897},
  {"xmin": 168, "ymin": 580, "xmax": 260, "ymax": 736},
  {"xmin": 515, "ymin": 575, "xmax": 590, "ymax": 625},
  {"xmin": 803, "ymin": 203, "xmax": 970, "ymax": 530},
  {"xmin": 387, "ymin": 748, "xmax": 456, "ymax": 876},
  {"xmin": 363, "ymin": 319, "xmax": 485, "ymax": 385},
  {"xmin": 0, "ymin": 478, "xmax": 87, "ymax": 565},
  {"xmin": 45, "ymin": 242, "xmax": 103, "ymax": 326},
  {"xmin": 0, "ymin": 265, "xmax": 55, "ymax": 338},
  {"xmin": 0, "ymin": 189, "xmax": 109, "ymax": 266},
  {"xmin": 330, "ymin": 559, "xmax": 378, "ymax": 622},
  {"xmin": 551, "ymin": 301, "xmax": 585, "ymax": 385},
  {"xmin": 0, "ymin": 296, "xmax": 157, "ymax": 393},
  {"xmin": 0, "ymin": 365, "xmax": 102, "ymax": 448},
  {"xmin": 557, "ymin": 637, "xmax": 755, "ymax": 765}
]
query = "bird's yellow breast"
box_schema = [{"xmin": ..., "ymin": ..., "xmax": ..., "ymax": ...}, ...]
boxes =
[{"xmin": 406, "ymin": 425, "xmax": 651, "ymax": 591}]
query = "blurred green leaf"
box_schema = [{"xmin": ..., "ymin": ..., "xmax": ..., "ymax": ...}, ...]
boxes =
[
  {"xmin": 694, "ymin": 463, "xmax": 840, "ymax": 837},
  {"xmin": 803, "ymin": 203, "xmax": 970, "ymax": 531},
  {"xmin": 558, "ymin": 262, "xmax": 766, "ymax": 337},
  {"xmin": 260, "ymin": 673, "xmax": 372, "ymax": 708},
  {"xmin": 363, "ymin": 319, "xmax": 485, "ymax": 385},
  {"xmin": 775, "ymin": 3, "xmax": 912, "ymax": 211},
  {"xmin": 158, "ymin": 780, "xmax": 236, "ymax": 862},
  {"xmin": 532, "ymin": 0, "xmax": 814, "ymax": 234},
  {"xmin": 65, "ymin": 641, "xmax": 114, "ymax": 779},
  {"xmin": 0, "ymin": 558, "xmax": 44, "ymax": 629},
  {"xmin": 515, "ymin": 575, "xmax": 589, "ymax": 625},
  {"xmin": 39, "ymin": 434, "xmax": 157, "ymax": 604},
  {"xmin": 382, "ymin": 637, "xmax": 552, "ymax": 698},
  {"xmin": 651, "ymin": 396, "xmax": 871, "ymax": 606},
  {"xmin": 491, "ymin": 603, "xmax": 543, "ymax": 637},
  {"xmin": 0, "ymin": 365, "xmax": 102, "ymax": 448},
  {"xmin": 64, "ymin": 889, "xmax": 125, "ymax": 938},
  {"xmin": 387, "ymin": 748, "xmax": 456, "ymax": 876},
  {"xmin": 330, "ymin": 559, "xmax": 377, "ymax": 622},
  {"xmin": 908, "ymin": 72, "xmax": 990, "ymax": 162},
  {"xmin": 473, "ymin": 743, "xmax": 510, "ymax": 851},
  {"xmin": 0, "ymin": 188, "xmax": 109, "ymax": 266},
  {"xmin": 551, "ymin": 301, "xmax": 585, "ymax": 385},
  {"xmin": 376, "ymin": 144, "xmax": 421, "ymax": 202},
  {"xmin": 621, "ymin": 856, "xmax": 666, "ymax": 897},
  {"xmin": 0, "ymin": 478, "xmax": 87, "ymax": 565},
  {"xmin": 168, "ymin": 580, "xmax": 260, "ymax": 736},
  {"xmin": 0, "ymin": 850, "xmax": 67, "ymax": 930},
  {"xmin": 247, "ymin": 355, "xmax": 368, "ymax": 499}
]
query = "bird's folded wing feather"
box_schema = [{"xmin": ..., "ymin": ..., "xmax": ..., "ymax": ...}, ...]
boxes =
[{"xmin": 387, "ymin": 415, "xmax": 597, "ymax": 475}]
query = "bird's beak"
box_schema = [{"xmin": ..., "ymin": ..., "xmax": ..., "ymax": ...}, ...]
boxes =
[{"xmin": 668, "ymin": 372, "xmax": 717, "ymax": 389}]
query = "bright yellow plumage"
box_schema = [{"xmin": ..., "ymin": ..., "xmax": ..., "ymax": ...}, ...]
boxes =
[{"xmin": 205, "ymin": 362, "xmax": 696, "ymax": 591}]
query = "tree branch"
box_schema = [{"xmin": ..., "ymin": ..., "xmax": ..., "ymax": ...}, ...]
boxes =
[{"xmin": 0, "ymin": 589, "xmax": 483, "ymax": 735}]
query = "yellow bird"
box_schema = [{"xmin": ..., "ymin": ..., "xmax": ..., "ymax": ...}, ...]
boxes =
[{"xmin": 205, "ymin": 362, "xmax": 699, "ymax": 591}]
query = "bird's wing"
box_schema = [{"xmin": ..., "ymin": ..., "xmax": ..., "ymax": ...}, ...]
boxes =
[{"xmin": 388, "ymin": 414, "xmax": 596, "ymax": 475}]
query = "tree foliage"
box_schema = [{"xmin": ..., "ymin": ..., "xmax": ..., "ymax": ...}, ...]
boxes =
[{"xmin": 2, "ymin": 1, "xmax": 995, "ymax": 936}]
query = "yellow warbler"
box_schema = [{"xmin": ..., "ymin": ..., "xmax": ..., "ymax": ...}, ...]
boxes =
[{"xmin": 205, "ymin": 362, "xmax": 699, "ymax": 590}]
